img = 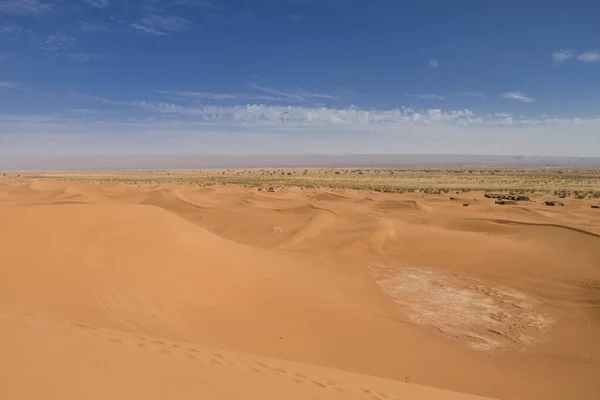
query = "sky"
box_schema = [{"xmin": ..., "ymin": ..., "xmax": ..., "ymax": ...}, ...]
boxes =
[{"xmin": 1, "ymin": 0, "xmax": 599, "ymax": 157}]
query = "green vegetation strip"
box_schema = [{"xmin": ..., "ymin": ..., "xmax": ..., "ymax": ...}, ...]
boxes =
[{"xmin": 5, "ymin": 169, "xmax": 600, "ymax": 199}]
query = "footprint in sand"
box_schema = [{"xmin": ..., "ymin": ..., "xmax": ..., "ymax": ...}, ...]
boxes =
[{"xmin": 27, "ymin": 315, "xmax": 397, "ymax": 400}]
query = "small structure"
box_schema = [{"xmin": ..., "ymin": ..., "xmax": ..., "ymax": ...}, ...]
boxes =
[
  {"xmin": 544, "ymin": 200, "xmax": 564, "ymax": 206},
  {"xmin": 516, "ymin": 196, "xmax": 533, "ymax": 201},
  {"xmin": 485, "ymin": 193, "xmax": 532, "ymax": 202},
  {"xmin": 496, "ymin": 199, "xmax": 517, "ymax": 205},
  {"xmin": 266, "ymin": 187, "xmax": 277, "ymax": 193},
  {"xmin": 591, "ymin": 205, "xmax": 600, "ymax": 209}
]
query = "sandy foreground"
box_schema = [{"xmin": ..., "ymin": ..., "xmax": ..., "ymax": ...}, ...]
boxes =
[{"xmin": 0, "ymin": 177, "xmax": 599, "ymax": 400}]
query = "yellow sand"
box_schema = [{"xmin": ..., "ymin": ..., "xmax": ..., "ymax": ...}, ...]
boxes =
[{"xmin": 1, "ymin": 177, "xmax": 599, "ymax": 399}]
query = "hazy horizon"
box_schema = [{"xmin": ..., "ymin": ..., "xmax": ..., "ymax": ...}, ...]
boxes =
[{"xmin": 2, "ymin": 153, "xmax": 600, "ymax": 171}]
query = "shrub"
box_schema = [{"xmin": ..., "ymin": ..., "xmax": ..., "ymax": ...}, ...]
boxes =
[{"xmin": 554, "ymin": 189, "xmax": 571, "ymax": 198}]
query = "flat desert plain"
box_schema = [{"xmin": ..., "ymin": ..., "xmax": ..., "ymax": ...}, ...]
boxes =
[{"xmin": 1, "ymin": 173, "xmax": 599, "ymax": 400}]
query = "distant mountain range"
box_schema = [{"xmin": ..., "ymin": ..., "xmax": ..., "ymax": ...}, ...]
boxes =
[{"xmin": 2, "ymin": 154, "xmax": 600, "ymax": 170}]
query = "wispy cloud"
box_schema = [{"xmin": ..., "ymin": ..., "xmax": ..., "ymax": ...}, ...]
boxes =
[
  {"xmin": 81, "ymin": 0, "xmax": 110, "ymax": 8},
  {"xmin": 154, "ymin": 85, "xmax": 341, "ymax": 107},
  {"xmin": 250, "ymin": 84, "xmax": 339, "ymax": 101},
  {"xmin": 577, "ymin": 51, "xmax": 600, "ymax": 63},
  {"xmin": 62, "ymin": 108, "xmax": 102, "ymax": 115},
  {"xmin": 78, "ymin": 20, "xmax": 109, "ymax": 34},
  {"xmin": 34, "ymin": 34, "xmax": 77, "ymax": 50},
  {"xmin": 502, "ymin": 92, "xmax": 534, "ymax": 103},
  {"xmin": 0, "ymin": 81, "xmax": 18, "ymax": 88},
  {"xmin": 159, "ymin": 91, "xmax": 284, "ymax": 102},
  {"xmin": 0, "ymin": 25, "xmax": 76, "ymax": 51},
  {"xmin": 130, "ymin": 14, "xmax": 191, "ymax": 36},
  {"xmin": 181, "ymin": 92, "xmax": 255, "ymax": 101},
  {"xmin": 429, "ymin": 59, "xmax": 439, "ymax": 68},
  {"xmin": 405, "ymin": 94, "xmax": 444, "ymax": 100},
  {"xmin": 0, "ymin": 24, "xmax": 22, "ymax": 37},
  {"xmin": 0, "ymin": 0, "xmax": 52, "ymax": 15},
  {"xmin": 551, "ymin": 49, "xmax": 573, "ymax": 64},
  {"xmin": 173, "ymin": 0, "xmax": 219, "ymax": 9},
  {"xmin": 0, "ymin": 53, "xmax": 15, "ymax": 60},
  {"xmin": 295, "ymin": 88, "xmax": 339, "ymax": 100},
  {"xmin": 68, "ymin": 53, "xmax": 107, "ymax": 62},
  {"xmin": 552, "ymin": 49, "xmax": 600, "ymax": 64}
]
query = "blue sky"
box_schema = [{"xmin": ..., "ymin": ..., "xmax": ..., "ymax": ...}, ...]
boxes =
[{"xmin": 1, "ymin": 0, "xmax": 599, "ymax": 156}]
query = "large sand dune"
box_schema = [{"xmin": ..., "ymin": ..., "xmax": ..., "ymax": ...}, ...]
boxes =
[{"xmin": 1, "ymin": 178, "xmax": 599, "ymax": 399}]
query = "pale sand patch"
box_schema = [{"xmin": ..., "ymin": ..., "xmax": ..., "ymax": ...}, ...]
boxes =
[{"xmin": 370, "ymin": 265, "xmax": 553, "ymax": 351}]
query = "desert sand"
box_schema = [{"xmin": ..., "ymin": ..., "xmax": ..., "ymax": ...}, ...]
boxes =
[{"xmin": 1, "ymin": 175, "xmax": 599, "ymax": 400}]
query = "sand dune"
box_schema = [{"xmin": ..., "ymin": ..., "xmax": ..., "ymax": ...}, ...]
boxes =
[
  {"xmin": 312, "ymin": 192, "xmax": 353, "ymax": 202},
  {"xmin": 1, "ymin": 313, "xmax": 493, "ymax": 400},
  {"xmin": 280, "ymin": 210, "xmax": 337, "ymax": 249},
  {"xmin": 1, "ymin": 178, "xmax": 599, "ymax": 400},
  {"xmin": 372, "ymin": 199, "xmax": 429, "ymax": 212}
]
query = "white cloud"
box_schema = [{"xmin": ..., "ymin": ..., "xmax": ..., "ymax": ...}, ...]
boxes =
[
  {"xmin": 81, "ymin": 0, "xmax": 110, "ymax": 8},
  {"xmin": 0, "ymin": 53, "xmax": 15, "ymax": 60},
  {"xmin": 3, "ymin": 105, "xmax": 600, "ymax": 157},
  {"xmin": 502, "ymin": 92, "xmax": 534, "ymax": 103},
  {"xmin": 68, "ymin": 53, "xmax": 107, "ymax": 62},
  {"xmin": 3, "ymin": 89, "xmax": 600, "ymax": 157},
  {"xmin": 123, "ymin": 101, "xmax": 484, "ymax": 126},
  {"xmin": 3, "ymin": 101, "xmax": 586, "ymax": 130},
  {"xmin": 577, "ymin": 51, "xmax": 600, "ymax": 63},
  {"xmin": 0, "ymin": 0, "xmax": 52, "ymax": 14},
  {"xmin": 0, "ymin": 81, "xmax": 18, "ymax": 88},
  {"xmin": 405, "ymin": 94, "xmax": 444, "ymax": 100},
  {"xmin": 131, "ymin": 14, "xmax": 191, "ymax": 36},
  {"xmin": 552, "ymin": 50, "xmax": 600, "ymax": 64},
  {"xmin": 429, "ymin": 59, "xmax": 439, "ymax": 68},
  {"xmin": 552, "ymin": 49, "xmax": 573, "ymax": 64}
]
